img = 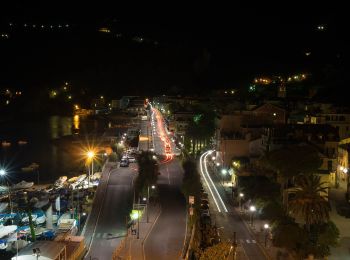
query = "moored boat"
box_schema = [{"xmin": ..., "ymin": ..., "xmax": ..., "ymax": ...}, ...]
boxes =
[
  {"xmin": 1, "ymin": 141, "xmax": 11, "ymax": 147},
  {"xmin": 54, "ymin": 176, "xmax": 68, "ymax": 188},
  {"xmin": 21, "ymin": 162, "xmax": 39, "ymax": 172},
  {"xmin": 0, "ymin": 225, "xmax": 17, "ymax": 238},
  {"xmin": 12, "ymin": 181, "xmax": 34, "ymax": 190}
]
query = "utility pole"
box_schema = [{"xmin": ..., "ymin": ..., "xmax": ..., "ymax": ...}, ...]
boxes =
[
  {"xmin": 137, "ymin": 197, "xmax": 140, "ymax": 239},
  {"xmin": 232, "ymin": 232, "xmax": 237, "ymax": 260}
]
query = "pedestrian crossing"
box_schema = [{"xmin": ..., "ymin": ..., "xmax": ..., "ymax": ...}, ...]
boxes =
[
  {"xmin": 94, "ymin": 233, "xmax": 112, "ymax": 239},
  {"xmin": 238, "ymin": 239, "xmax": 256, "ymax": 244}
]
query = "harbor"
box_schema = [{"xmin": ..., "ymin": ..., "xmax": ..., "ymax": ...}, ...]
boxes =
[{"xmin": 0, "ymin": 112, "xmax": 143, "ymax": 259}]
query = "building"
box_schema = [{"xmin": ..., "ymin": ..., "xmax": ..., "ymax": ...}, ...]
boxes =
[
  {"xmin": 261, "ymin": 124, "xmax": 339, "ymax": 183},
  {"xmin": 305, "ymin": 112, "xmax": 350, "ymax": 140},
  {"xmin": 215, "ymin": 103, "xmax": 287, "ymax": 166},
  {"xmin": 168, "ymin": 111, "xmax": 194, "ymax": 138},
  {"xmin": 337, "ymin": 142, "xmax": 350, "ymax": 197}
]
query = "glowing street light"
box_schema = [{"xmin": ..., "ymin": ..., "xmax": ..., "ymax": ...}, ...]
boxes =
[
  {"xmin": 0, "ymin": 169, "xmax": 13, "ymax": 214},
  {"xmin": 147, "ymin": 185, "xmax": 156, "ymax": 223},
  {"xmin": 86, "ymin": 151, "xmax": 95, "ymax": 187},
  {"xmin": 250, "ymin": 205, "xmax": 256, "ymax": 228},
  {"xmin": 212, "ymin": 156, "xmax": 216, "ymax": 161},
  {"xmin": 239, "ymin": 193, "xmax": 244, "ymax": 212},
  {"xmin": 264, "ymin": 224, "xmax": 270, "ymax": 247}
]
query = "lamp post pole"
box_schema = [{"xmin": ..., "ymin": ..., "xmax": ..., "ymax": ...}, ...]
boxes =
[
  {"xmin": 250, "ymin": 206, "xmax": 256, "ymax": 228},
  {"xmin": 264, "ymin": 224, "xmax": 269, "ymax": 247},
  {"xmin": 147, "ymin": 186, "xmax": 150, "ymax": 223},
  {"xmin": 0, "ymin": 170, "xmax": 13, "ymax": 215},
  {"xmin": 147, "ymin": 185, "xmax": 155, "ymax": 223},
  {"xmin": 137, "ymin": 197, "xmax": 140, "ymax": 239},
  {"xmin": 239, "ymin": 193, "xmax": 244, "ymax": 212}
]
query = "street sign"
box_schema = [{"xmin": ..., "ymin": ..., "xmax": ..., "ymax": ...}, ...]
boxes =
[
  {"xmin": 189, "ymin": 196, "xmax": 194, "ymax": 205},
  {"xmin": 189, "ymin": 207, "xmax": 193, "ymax": 216}
]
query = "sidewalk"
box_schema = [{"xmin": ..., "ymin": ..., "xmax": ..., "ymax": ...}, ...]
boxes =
[
  {"xmin": 237, "ymin": 207, "xmax": 292, "ymax": 260},
  {"xmin": 117, "ymin": 203, "xmax": 161, "ymax": 260},
  {"xmin": 218, "ymin": 183, "xmax": 292, "ymax": 259},
  {"xmin": 329, "ymin": 187, "xmax": 350, "ymax": 259}
]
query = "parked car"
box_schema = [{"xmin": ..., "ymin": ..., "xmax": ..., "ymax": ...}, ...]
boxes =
[
  {"xmin": 200, "ymin": 199, "xmax": 209, "ymax": 206},
  {"xmin": 120, "ymin": 159, "xmax": 129, "ymax": 167},
  {"xmin": 201, "ymin": 211, "xmax": 210, "ymax": 218},
  {"xmin": 200, "ymin": 209, "xmax": 210, "ymax": 215},
  {"xmin": 127, "ymin": 156, "xmax": 136, "ymax": 163},
  {"xmin": 200, "ymin": 204, "xmax": 209, "ymax": 211},
  {"xmin": 201, "ymin": 192, "xmax": 209, "ymax": 199}
]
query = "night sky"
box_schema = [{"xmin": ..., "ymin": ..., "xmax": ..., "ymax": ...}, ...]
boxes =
[{"xmin": 0, "ymin": 3, "xmax": 348, "ymax": 96}]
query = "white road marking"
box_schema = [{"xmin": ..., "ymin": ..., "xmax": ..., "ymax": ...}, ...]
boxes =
[{"xmin": 246, "ymin": 239, "xmax": 250, "ymax": 243}]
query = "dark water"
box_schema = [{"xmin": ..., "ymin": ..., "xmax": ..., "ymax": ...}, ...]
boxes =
[{"xmin": 0, "ymin": 115, "xmax": 109, "ymax": 184}]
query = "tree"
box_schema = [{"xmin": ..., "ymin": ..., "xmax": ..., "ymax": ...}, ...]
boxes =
[
  {"xmin": 186, "ymin": 105, "xmax": 217, "ymax": 154},
  {"xmin": 259, "ymin": 144, "xmax": 322, "ymax": 180},
  {"xmin": 181, "ymin": 158, "xmax": 202, "ymax": 214},
  {"xmin": 288, "ymin": 174, "xmax": 330, "ymax": 231},
  {"xmin": 273, "ymin": 221, "xmax": 308, "ymax": 253},
  {"xmin": 199, "ymin": 241, "xmax": 233, "ymax": 260},
  {"xmin": 135, "ymin": 151, "xmax": 158, "ymax": 197}
]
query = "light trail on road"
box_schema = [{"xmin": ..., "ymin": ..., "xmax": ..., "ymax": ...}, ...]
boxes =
[
  {"xmin": 200, "ymin": 150, "xmax": 228, "ymax": 213},
  {"xmin": 152, "ymin": 107, "xmax": 174, "ymax": 162},
  {"xmin": 200, "ymin": 151, "xmax": 222, "ymax": 212}
]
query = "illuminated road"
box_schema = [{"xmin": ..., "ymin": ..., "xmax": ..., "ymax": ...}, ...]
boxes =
[
  {"xmin": 199, "ymin": 150, "xmax": 267, "ymax": 260},
  {"xmin": 143, "ymin": 108, "xmax": 186, "ymax": 260},
  {"xmin": 84, "ymin": 163, "xmax": 137, "ymax": 259}
]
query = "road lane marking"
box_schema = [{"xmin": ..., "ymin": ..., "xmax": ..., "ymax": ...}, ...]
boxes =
[
  {"xmin": 252, "ymin": 240, "xmax": 256, "ymax": 243},
  {"xmin": 246, "ymin": 239, "xmax": 250, "ymax": 243},
  {"xmin": 85, "ymin": 162, "xmax": 113, "ymax": 258},
  {"xmin": 142, "ymin": 204, "xmax": 162, "ymax": 260},
  {"xmin": 166, "ymin": 165, "xmax": 171, "ymax": 184}
]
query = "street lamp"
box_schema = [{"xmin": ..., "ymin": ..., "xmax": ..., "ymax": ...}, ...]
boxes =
[
  {"xmin": 249, "ymin": 205, "xmax": 256, "ymax": 228},
  {"xmin": 239, "ymin": 193, "xmax": 244, "ymax": 212},
  {"xmin": 0, "ymin": 169, "xmax": 13, "ymax": 214},
  {"xmin": 264, "ymin": 224, "xmax": 270, "ymax": 247},
  {"xmin": 147, "ymin": 185, "xmax": 156, "ymax": 223},
  {"xmin": 87, "ymin": 151, "xmax": 95, "ymax": 188},
  {"xmin": 221, "ymin": 169, "xmax": 228, "ymax": 185},
  {"xmin": 212, "ymin": 156, "xmax": 216, "ymax": 161}
]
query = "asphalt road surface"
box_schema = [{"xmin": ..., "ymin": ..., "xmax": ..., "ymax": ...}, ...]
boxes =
[
  {"xmin": 143, "ymin": 108, "xmax": 187, "ymax": 260},
  {"xmin": 84, "ymin": 163, "xmax": 137, "ymax": 259},
  {"xmin": 199, "ymin": 150, "xmax": 267, "ymax": 260}
]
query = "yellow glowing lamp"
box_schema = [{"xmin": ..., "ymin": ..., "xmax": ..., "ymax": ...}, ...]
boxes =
[
  {"xmin": 130, "ymin": 210, "xmax": 140, "ymax": 220},
  {"xmin": 87, "ymin": 151, "xmax": 95, "ymax": 159}
]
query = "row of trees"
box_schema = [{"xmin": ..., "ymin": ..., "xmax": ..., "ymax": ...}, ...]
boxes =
[
  {"xmin": 135, "ymin": 151, "xmax": 159, "ymax": 198},
  {"xmin": 241, "ymin": 144, "xmax": 339, "ymax": 259},
  {"xmin": 181, "ymin": 157, "xmax": 231, "ymax": 259},
  {"xmin": 183, "ymin": 104, "xmax": 217, "ymax": 156}
]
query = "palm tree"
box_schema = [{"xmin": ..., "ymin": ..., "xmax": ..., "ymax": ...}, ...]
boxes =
[{"xmin": 288, "ymin": 174, "xmax": 330, "ymax": 231}]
